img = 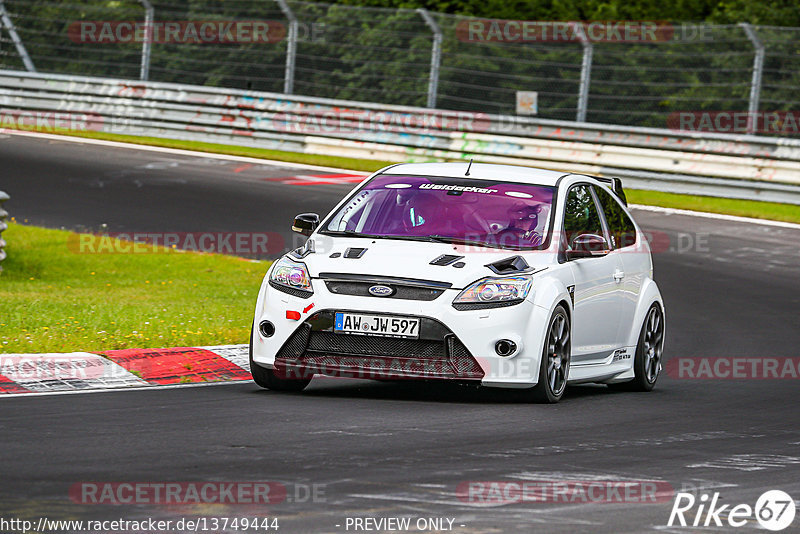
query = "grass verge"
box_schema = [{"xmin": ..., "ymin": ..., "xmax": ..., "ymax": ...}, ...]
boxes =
[
  {"xmin": 34, "ymin": 128, "xmax": 396, "ymax": 174},
  {"xmin": 0, "ymin": 223, "xmax": 267, "ymax": 353},
  {"xmin": 15, "ymin": 127, "xmax": 799, "ymax": 224},
  {"xmin": 627, "ymin": 189, "xmax": 799, "ymax": 224}
]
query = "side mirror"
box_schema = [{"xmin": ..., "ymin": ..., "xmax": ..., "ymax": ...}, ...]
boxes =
[
  {"xmin": 566, "ymin": 233, "xmax": 609, "ymax": 260},
  {"xmin": 292, "ymin": 213, "xmax": 320, "ymax": 236}
]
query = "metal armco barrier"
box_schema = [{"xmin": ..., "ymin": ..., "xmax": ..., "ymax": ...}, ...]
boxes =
[
  {"xmin": 0, "ymin": 190, "xmax": 8, "ymax": 269},
  {"xmin": 2, "ymin": 70, "xmax": 800, "ymax": 205}
]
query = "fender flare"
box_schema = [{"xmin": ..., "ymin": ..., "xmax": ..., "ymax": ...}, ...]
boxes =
[
  {"xmin": 531, "ymin": 274, "xmax": 574, "ymax": 322},
  {"xmin": 625, "ymin": 277, "xmax": 665, "ymax": 349}
]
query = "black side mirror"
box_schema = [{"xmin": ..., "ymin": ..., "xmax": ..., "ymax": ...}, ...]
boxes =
[
  {"xmin": 292, "ymin": 213, "xmax": 320, "ymax": 236},
  {"xmin": 566, "ymin": 233, "xmax": 609, "ymax": 260}
]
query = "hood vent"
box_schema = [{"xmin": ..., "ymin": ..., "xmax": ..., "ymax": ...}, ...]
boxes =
[
  {"xmin": 430, "ymin": 254, "xmax": 464, "ymax": 266},
  {"xmin": 486, "ymin": 255, "xmax": 531, "ymax": 275},
  {"xmin": 344, "ymin": 247, "xmax": 367, "ymax": 259}
]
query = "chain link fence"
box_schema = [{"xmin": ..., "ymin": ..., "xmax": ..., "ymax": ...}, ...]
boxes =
[{"xmin": 1, "ymin": 0, "xmax": 798, "ymax": 132}]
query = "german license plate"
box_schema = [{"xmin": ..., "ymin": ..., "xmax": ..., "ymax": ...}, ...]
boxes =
[{"xmin": 334, "ymin": 312, "xmax": 420, "ymax": 339}]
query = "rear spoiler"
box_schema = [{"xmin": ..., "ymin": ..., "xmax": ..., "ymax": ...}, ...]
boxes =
[{"xmin": 595, "ymin": 176, "xmax": 628, "ymax": 206}]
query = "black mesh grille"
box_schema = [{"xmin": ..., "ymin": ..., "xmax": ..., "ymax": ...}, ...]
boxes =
[
  {"xmin": 324, "ymin": 281, "xmax": 443, "ymax": 301},
  {"xmin": 288, "ymin": 355, "xmax": 459, "ymax": 379},
  {"xmin": 452, "ymin": 299, "xmax": 524, "ymax": 311},
  {"xmin": 274, "ymin": 312, "xmax": 484, "ymax": 380},
  {"xmin": 446, "ymin": 336, "xmax": 483, "ymax": 377},
  {"xmin": 269, "ymin": 280, "xmax": 313, "ymax": 299},
  {"xmin": 307, "ymin": 331, "xmax": 445, "ymax": 359},
  {"xmin": 276, "ymin": 324, "xmax": 312, "ymax": 359}
]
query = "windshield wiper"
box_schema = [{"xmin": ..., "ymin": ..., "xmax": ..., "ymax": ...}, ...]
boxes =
[
  {"xmin": 427, "ymin": 235, "xmax": 496, "ymax": 248},
  {"xmin": 321, "ymin": 232, "xmax": 524, "ymax": 250},
  {"xmin": 323, "ymin": 232, "xmax": 439, "ymax": 243},
  {"xmin": 428, "ymin": 235, "xmax": 529, "ymax": 250},
  {"xmin": 321, "ymin": 230, "xmax": 380, "ymax": 238}
]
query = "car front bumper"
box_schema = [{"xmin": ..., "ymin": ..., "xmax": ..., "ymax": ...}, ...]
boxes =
[{"xmin": 251, "ymin": 276, "xmax": 554, "ymax": 388}]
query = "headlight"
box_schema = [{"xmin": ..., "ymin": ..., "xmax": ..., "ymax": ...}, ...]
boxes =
[
  {"xmin": 453, "ymin": 276, "xmax": 532, "ymax": 309},
  {"xmin": 269, "ymin": 257, "xmax": 313, "ymax": 295}
]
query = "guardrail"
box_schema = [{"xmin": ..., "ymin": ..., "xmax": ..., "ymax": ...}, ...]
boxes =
[
  {"xmin": 1, "ymin": 70, "xmax": 799, "ymax": 204},
  {"xmin": 0, "ymin": 190, "xmax": 9, "ymax": 270}
]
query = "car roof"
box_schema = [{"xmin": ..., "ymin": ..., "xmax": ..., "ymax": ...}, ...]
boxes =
[{"xmin": 380, "ymin": 162, "xmax": 569, "ymax": 187}]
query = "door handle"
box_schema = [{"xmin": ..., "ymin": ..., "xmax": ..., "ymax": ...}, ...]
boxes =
[{"xmin": 613, "ymin": 270, "xmax": 625, "ymax": 283}]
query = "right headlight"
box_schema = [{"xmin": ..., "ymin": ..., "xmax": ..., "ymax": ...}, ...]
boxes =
[
  {"xmin": 269, "ymin": 256, "xmax": 313, "ymax": 295},
  {"xmin": 452, "ymin": 276, "xmax": 532, "ymax": 309}
]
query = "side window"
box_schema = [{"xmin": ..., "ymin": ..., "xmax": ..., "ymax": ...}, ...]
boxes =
[
  {"xmin": 595, "ymin": 187, "xmax": 637, "ymax": 249},
  {"xmin": 327, "ymin": 190, "xmax": 378, "ymax": 232},
  {"xmin": 563, "ymin": 185, "xmax": 604, "ymax": 248}
]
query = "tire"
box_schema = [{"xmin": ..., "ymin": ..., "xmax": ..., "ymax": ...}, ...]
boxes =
[
  {"xmin": 609, "ymin": 303, "xmax": 664, "ymax": 392},
  {"xmin": 521, "ymin": 305, "xmax": 571, "ymax": 404},
  {"xmin": 249, "ymin": 325, "xmax": 312, "ymax": 392}
]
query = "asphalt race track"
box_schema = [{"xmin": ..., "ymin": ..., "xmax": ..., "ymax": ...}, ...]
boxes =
[{"xmin": 2, "ymin": 132, "xmax": 799, "ymax": 533}]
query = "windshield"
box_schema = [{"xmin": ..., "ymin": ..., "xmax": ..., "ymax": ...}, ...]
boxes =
[{"xmin": 322, "ymin": 174, "xmax": 555, "ymax": 250}]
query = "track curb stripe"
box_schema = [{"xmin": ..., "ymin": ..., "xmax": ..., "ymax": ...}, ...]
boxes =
[
  {"xmin": 0, "ymin": 373, "xmax": 32, "ymax": 395},
  {"xmin": 0, "ymin": 345, "xmax": 251, "ymax": 396}
]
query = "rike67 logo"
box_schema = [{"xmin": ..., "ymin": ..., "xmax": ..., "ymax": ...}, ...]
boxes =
[{"xmin": 668, "ymin": 490, "xmax": 796, "ymax": 531}]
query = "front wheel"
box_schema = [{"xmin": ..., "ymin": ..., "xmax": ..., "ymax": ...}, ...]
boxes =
[
  {"xmin": 521, "ymin": 305, "xmax": 570, "ymax": 404},
  {"xmin": 249, "ymin": 326, "xmax": 311, "ymax": 392}
]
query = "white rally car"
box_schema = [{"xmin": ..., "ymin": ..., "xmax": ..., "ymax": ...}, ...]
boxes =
[{"xmin": 250, "ymin": 163, "xmax": 665, "ymax": 403}]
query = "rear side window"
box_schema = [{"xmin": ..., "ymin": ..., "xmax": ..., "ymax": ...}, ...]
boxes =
[
  {"xmin": 595, "ymin": 187, "xmax": 637, "ymax": 248},
  {"xmin": 563, "ymin": 185, "xmax": 604, "ymax": 247}
]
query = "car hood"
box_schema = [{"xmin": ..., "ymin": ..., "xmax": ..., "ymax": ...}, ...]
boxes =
[{"xmin": 302, "ymin": 237, "xmax": 552, "ymax": 289}]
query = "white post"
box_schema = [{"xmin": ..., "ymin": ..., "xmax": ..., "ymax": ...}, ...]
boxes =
[
  {"xmin": 0, "ymin": 0, "xmax": 35, "ymax": 72},
  {"xmin": 139, "ymin": 0, "xmax": 154, "ymax": 81},
  {"xmin": 276, "ymin": 0, "xmax": 297, "ymax": 94},
  {"xmin": 740, "ymin": 23, "xmax": 765, "ymax": 135},
  {"xmin": 573, "ymin": 22, "xmax": 593, "ymax": 123},
  {"xmin": 417, "ymin": 8, "xmax": 442, "ymax": 109}
]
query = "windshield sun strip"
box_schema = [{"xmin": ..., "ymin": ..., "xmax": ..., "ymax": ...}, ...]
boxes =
[{"xmin": 318, "ymin": 174, "xmax": 558, "ymax": 251}]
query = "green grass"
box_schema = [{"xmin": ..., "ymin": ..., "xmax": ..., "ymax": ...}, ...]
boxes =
[
  {"xmin": 626, "ymin": 189, "xmax": 800, "ymax": 224},
  {"xmin": 0, "ymin": 223, "xmax": 268, "ymax": 353}
]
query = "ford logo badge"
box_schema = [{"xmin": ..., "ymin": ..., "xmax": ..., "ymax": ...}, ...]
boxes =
[{"xmin": 368, "ymin": 285, "xmax": 394, "ymax": 297}]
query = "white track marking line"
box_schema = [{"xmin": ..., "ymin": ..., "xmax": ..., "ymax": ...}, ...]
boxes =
[{"xmin": 2, "ymin": 129, "xmax": 367, "ymax": 174}]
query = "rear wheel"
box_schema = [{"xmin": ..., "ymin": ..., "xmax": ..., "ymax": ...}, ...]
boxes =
[
  {"xmin": 523, "ymin": 305, "xmax": 570, "ymax": 404},
  {"xmin": 249, "ymin": 325, "xmax": 311, "ymax": 392},
  {"xmin": 610, "ymin": 304, "xmax": 664, "ymax": 392}
]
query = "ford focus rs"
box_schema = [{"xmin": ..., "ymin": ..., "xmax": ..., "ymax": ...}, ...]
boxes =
[{"xmin": 250, "ymin": 163, "xmax": 665, "ymax": 403}]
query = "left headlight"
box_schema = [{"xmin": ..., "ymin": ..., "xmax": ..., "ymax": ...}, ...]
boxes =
[
  {"xmin": 269, "ymin": 256, "xmax": 313, "ymax": 295},
  {"xmin": 453, "ymin": 276, "xmax": 532, "ymax": 309}
]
